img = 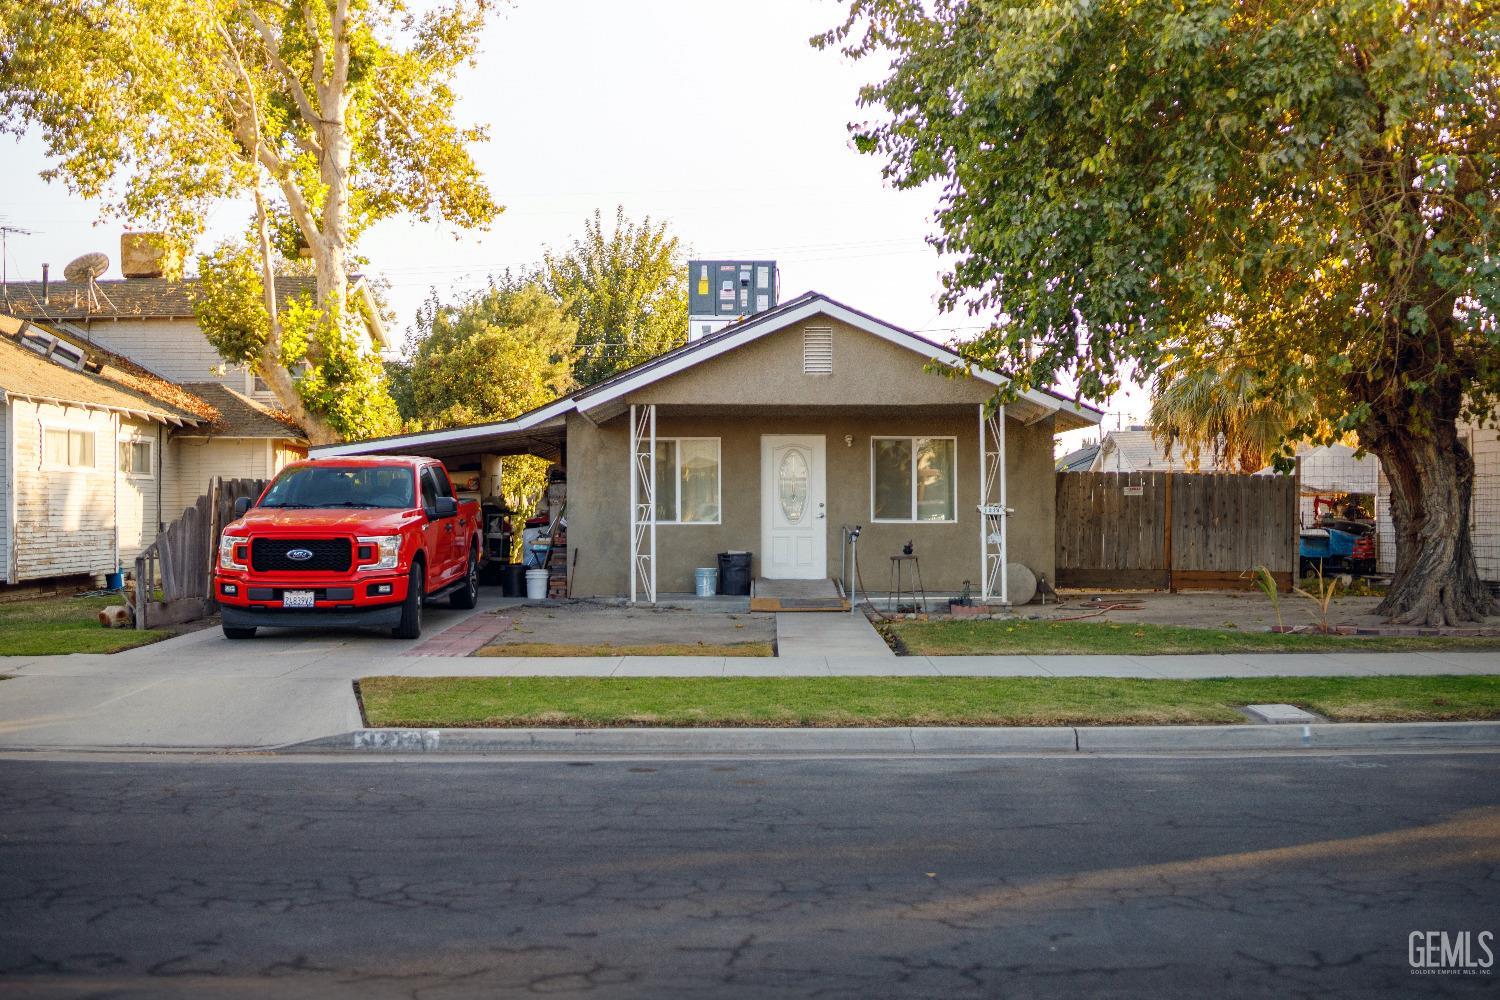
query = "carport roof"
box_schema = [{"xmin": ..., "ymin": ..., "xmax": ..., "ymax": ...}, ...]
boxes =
[{"xmin": 312, "ymin": 291, "xmax": 1103, "ymax": 459}]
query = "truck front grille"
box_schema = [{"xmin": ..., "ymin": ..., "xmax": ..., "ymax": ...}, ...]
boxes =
[{"xmin": 250, "ymin": 538, "xmax": 352, "ymax": 573}]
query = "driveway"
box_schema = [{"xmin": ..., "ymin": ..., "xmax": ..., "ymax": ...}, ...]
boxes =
[{"xmin": 0, "ymin": 593, "xmax": 508, "ymax": 749}]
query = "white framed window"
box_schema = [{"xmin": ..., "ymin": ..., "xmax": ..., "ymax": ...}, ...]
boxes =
[
  {"xmin": 871, "ymin": 436, "xmax": 957, "ymax": 523},
  {"xmin": 652, "ymin": 438, "xmax": 721, "ymax": 524},
  {"xmin": 42, "ymin": 426, "xmax": 97, "ymax": 471},
  {"xmin": 119, "ymin": 438, "xmax": 154, "ymax": 478}
]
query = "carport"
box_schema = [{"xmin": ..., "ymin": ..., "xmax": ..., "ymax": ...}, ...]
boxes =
[{"xmin": 314, "ymin": 401, "xmax": 571, "ymax": 593}]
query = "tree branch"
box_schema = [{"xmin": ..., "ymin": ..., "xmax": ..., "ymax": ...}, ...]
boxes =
[{"xmin": 241, "ymin": 2, "xmax": 323, "ymax": 146}]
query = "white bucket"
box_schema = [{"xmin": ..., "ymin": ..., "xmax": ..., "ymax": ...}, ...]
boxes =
[
  {"xmin": 525, "ymin": 568, "xmax": 550, "ymax": 600},
  {"xmin": 694, "ymin": 567, "xmax": 718, "ymax": 597}
]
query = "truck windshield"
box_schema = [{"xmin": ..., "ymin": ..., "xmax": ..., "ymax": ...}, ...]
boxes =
[{"xmin": 259, "ymin": 466, "xmax": 415, "ymax": 510}]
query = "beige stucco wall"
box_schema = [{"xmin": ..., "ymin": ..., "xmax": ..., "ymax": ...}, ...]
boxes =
[
  {"xmin": 580, "ymin": 316, "xmax": 999, "ymax": 413},
  {"xmin": 567, "ymin": 317, "xmax": 1058, "ymax": 597}
]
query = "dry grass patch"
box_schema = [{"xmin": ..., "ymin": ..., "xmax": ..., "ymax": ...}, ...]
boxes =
[{"xmin": 476, "ymin": 641, "xmax": 773, "ymax": 657}]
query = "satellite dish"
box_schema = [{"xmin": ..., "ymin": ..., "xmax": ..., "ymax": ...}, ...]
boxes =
[{"xmin": 63, "ymin": 252, "xmax": 109, "ymax": 285}]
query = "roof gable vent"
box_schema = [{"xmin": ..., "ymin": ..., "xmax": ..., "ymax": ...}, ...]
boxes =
[{"xmin": 802, "ymin": 327, "xmax": 832, "ymax": 374}]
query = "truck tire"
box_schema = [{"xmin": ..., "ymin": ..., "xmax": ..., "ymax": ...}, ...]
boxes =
[
  {"xmin": 392, "ymin": 562, "xmax": 424, "ymax": 639},
  {"xmin": 222, "ymin": 625, "xmax": 256, "ymax": 640},
  {"xmin": 450, "ymin": 548, "xmax": 479, "ymax": 610}
]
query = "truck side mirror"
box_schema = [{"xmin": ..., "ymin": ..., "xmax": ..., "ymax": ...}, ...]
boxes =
[
  {"xmin": 434, "ymin": 496, "xmax": 458, "ymax": 519},
  {"xmin": 233, "ymin": 496, "xmax": 253, "ymax": 519}
]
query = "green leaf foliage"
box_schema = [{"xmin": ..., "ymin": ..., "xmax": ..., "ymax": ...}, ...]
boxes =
[
  {"xmin": 409, "ymin": 272, "xmax": 579, "ymax": 430},
  {"xmin": 545, "ymin": 206, "xmax": 689, "ymax": 387}
]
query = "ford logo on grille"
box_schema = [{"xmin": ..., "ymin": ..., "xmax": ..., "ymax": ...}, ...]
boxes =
[{"xmin": 286, "ymin": 548, "xmax": 315, "ymax": 562}]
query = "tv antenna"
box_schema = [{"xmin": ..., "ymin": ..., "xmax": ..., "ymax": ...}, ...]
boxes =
[{"xmin": 0, "ymin": 224, "xmax": 35, "ymax": 297}]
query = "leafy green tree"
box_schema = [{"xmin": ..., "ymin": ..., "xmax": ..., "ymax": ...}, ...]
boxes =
[
  {"xmin": 406, "ymin": 274, "xmax": 578, "ymax": 537},
  {"xmin": 0, "ymin": 0, "xmax": 499, "ymax": 442},
  {"xmin": 820, "ymin": 0, "xmax": 1500, "ymax": 624},
  {"xmin": 545, "ymin": 207, "xmax": 688, "ymax": 386},
  {"xmin": 1148, "ymin": 363, "xmax": 1316, "ymax": 474},
  {"xmin": 409, "ymin": 273, "xmax": 578, "ymax": 429}
]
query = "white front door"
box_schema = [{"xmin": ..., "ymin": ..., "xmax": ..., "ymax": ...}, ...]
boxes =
[{"xmin": 761, "ymin": 435, "xmax": 827, "ymax": 579}]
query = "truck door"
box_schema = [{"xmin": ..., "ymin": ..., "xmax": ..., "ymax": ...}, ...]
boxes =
[
  {"xmin": 432, "ymin": 465, "xmax": 468, "ymax": 576},
  {"xmin": 418, "ymin": 466, "xmax": 454, "ymax": 588}
]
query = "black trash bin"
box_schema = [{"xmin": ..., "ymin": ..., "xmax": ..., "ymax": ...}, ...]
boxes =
[
  {"xmin": 717, "ymin": 551, "xmax": 752, "ymax": 596},
  {"xmin": 501, "ymin": 563, "xmax": 526, "ymax": 598}
]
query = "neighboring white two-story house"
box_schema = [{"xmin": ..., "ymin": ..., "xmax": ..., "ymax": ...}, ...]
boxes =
[{"xmin": 0, "ymin": 232, "xmax": 395, "ymax": 588}]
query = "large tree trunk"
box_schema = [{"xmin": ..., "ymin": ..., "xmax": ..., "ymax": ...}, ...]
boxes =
[{"xmin": 1365, "ymin": 418, "xmax": 1497, "ymax": 626}]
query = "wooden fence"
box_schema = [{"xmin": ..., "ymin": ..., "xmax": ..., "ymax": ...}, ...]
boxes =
[
  {"xmin": 134, "ymin": 477, "xmax": 266, "ymax": 629},
  {"xmin": 1055, "ymin": 471, "xmax": 1299, "ymax": 591}
]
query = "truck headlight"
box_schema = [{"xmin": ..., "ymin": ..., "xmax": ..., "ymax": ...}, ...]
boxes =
[
  {"xmin": 358, "ymin": 535, "xmax": 401, "ymax": 571},
  {"xmin": 219, "ymin": 534, "xmax": 248, "ymax": 571}
]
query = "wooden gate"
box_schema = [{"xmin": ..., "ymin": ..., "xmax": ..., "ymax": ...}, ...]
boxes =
[
  {"xmin": 1055, "ymin": 471, "xmax": 1298, "ymax": 591},
  {"xmin": 134, "ymin": 477, "xmax": 267, "ymax": 628}
]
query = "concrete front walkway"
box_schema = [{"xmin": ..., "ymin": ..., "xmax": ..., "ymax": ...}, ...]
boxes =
[
  {"xmin": 774, "ymin": 612, "xmax": 892, "ymax": 658},
  {"xmin": 1, "ymin": 597, "xmax": 1497, "ymax": 750}
]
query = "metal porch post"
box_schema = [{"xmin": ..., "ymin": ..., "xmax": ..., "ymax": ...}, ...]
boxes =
[
  {"xmin": 629, "ymin": 404, "xmax": 637, "ymax": 604},
  {"xmin": 978, "ymin": 405, "xmax": 988, "ymax": 602},
  {"xmin": 648, "ymin": 403, "xmax": 657, "ymax": 604}
]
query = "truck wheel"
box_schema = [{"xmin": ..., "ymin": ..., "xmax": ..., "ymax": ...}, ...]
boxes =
[
  {"xmin": 222, "ymin": 625, "xmax": 256, "ymax": 640},
  {"xmin": 450, "ymin": 549, "xmax": 479, "ymax": 610},
  {"xmin": 393, "ymin": 563, "xmax": 424, "ymax": 639}
]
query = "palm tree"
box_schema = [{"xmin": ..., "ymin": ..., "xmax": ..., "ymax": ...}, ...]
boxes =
[{"xmin": 1148, "ymin": 364, "xmax": 1315, "ymax": 473}]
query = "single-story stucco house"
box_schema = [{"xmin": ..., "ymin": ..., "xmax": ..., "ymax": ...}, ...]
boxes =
[{"xmin": 315, "ymin": 292, "xmax": 1102, "ymax": 603}]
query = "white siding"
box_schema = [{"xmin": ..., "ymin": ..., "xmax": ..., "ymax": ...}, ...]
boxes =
[
  {"xmin": 11, "ymin": 399, "xmax": 118, "ymax": 581},
  {"xmin": 115, "ymin": 419, "xmax": 159, "ymax": 564},
  {"xmin": 164, "ymin": 437, "xmax": 274, "ymax": 519},
  {"xmin": 1, "ymin": 401, "xmax": 10, "ymax": 582},
  {"xmin": 71, "ymin": 317, "xmax": 249, "ymax": 392}
]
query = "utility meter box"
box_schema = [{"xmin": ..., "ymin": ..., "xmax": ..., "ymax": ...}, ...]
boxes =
[{"xmin": 688, "ymin": 260, "xmax": 778, "ymax": 320}]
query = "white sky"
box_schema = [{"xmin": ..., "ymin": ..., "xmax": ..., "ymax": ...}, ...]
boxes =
[{"xmin": 0, "ymin": 0, "xmax": 1145, "ymax": 449}]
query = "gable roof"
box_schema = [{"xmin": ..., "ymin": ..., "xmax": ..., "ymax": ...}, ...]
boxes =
[
  {"xmin": 0, "ymin": 317, "xmax": 204, "ymax": 426},
  {"xmin": 181, "ymin": 383, "xmax": 308, "ymax": 441},
  {"xmin": 312, "ymin": 291, "xmax": 1102, "ymax": 458},
  {"xmin": 570, "ymin": 291, "xmax": 1101, "ymax": 424},
  {"xmin": 0, "ymin": 274, "xmax": 393, "ymax": 350},
  {"xmin": 1089, "ymin": 429, "xmax": 1226, "ymax": 473}
]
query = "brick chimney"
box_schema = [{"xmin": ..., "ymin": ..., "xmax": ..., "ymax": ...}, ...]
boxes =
[{"xmin": 120, "ymin": 232, "xmax": 180, "ymax": 279}]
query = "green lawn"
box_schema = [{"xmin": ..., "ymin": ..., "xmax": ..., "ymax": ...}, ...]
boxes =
[
  {"xmin": 883, "ymin": 618, "xmax": 1500, "ymax": 656},
  {"xmin": 357, "ymin": 675, "xmax": 1500, "ymax": 728},
  {"xmin": 0, "ymin": 594, "xmax": 169, "ymax": 655}
]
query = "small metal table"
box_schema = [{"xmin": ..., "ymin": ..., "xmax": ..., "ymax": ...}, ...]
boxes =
[{"xmin": 888, "ymin": 555, "xmax": 927, "ymax": 614}]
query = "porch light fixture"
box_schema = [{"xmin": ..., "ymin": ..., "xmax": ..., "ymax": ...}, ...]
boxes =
[{"xmin": 844, "ymin": 434, "xmax": 854, "ymax": 447}]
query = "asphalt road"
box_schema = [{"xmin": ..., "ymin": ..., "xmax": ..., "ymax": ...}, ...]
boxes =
[{"xmin": 1, "ymin": 751, "xmax": 1497, "ymax": 998}]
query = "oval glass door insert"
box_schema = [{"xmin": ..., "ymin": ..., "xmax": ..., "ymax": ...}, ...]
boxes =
[{"xmin": 778, "ymin": 449, "xmax": 809, "ymax": 522}]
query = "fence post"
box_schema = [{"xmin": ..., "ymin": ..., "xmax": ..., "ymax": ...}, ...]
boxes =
[
  {"xmin": 205, "ymin": 477, "xmax": 222, "ymax": 606},
  {"xmin": 1163, "ymin": 472, "xmax": 1175, "ymax": 592},
  {"xmin": 134, "ymin": 554, "xmax": 146, "ymax": 630}
]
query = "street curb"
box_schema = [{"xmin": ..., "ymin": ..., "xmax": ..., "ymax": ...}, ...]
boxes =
[{"xmin": 281, "ymin": 721, "xmax": 1500, "ymax": 755}]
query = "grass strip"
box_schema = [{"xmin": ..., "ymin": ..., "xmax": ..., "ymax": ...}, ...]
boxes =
[
  {"xmin": 358, "ymin": 675, "xmax": 1500, "ymax": 728},
  {"xmin": 0, "ymin": 594, "xmax": 168, "ymax": 656},
  {"xmin": 477, "ymin": 641, "xmax": 774, "ymax": 657},
  {"xmin": 883, "ymin": 619, "xmax": 1500, "ymax": 656}
]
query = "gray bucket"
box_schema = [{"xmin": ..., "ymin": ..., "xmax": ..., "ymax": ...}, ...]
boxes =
[{"xmin": 694, "ymin": 567, "xmax": 718, "ymax": 597}]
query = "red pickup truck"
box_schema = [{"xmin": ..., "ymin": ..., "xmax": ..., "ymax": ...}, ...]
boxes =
[{"xmin": 215, "ymin": 456, "xmax": 482, "ymax": 640}]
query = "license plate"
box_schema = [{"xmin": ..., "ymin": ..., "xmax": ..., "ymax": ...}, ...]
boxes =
[{"xmin": 281, "ymin": 590, "xmax": 316, "ymax": 609}]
